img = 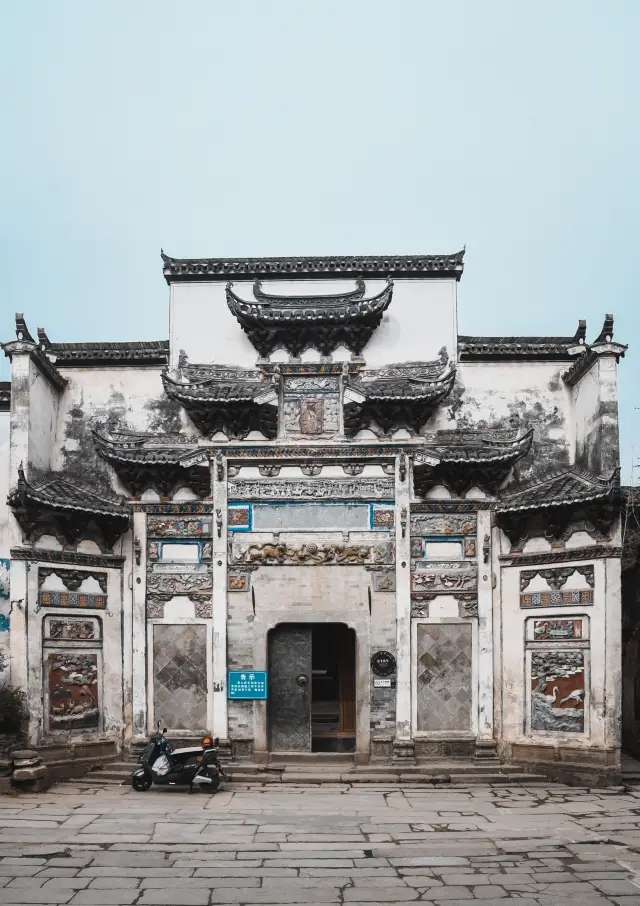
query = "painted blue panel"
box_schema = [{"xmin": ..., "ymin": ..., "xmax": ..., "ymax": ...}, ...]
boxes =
[
  {"xmin": 0, "ymin": 559, "xmax": 9, "ymax": 600},
  {"xmin": 228, "ymin": 670, "xmax": 268, "ymax": 700}
]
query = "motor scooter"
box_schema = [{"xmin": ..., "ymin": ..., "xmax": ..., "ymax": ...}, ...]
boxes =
[{"xmin": 131, "ymin": 722, "xmax": 225, "ymax": 793}]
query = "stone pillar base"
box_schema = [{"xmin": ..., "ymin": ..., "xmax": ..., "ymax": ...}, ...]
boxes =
[
  {"xmin": 392, "ymin": 738, "xmax": 416, "ymax": 765},
  {"xmin": 475, "ymin": 738, "xmax": 499, "ymax": 761}
]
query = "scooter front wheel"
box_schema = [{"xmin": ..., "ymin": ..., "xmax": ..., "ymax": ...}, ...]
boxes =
[{"xmin": 132, "ymin": 773, "xmax": 152, "ymax": 792}]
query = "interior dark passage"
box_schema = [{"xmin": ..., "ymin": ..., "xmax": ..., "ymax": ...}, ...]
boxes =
[
  {"xmin": 267, "ymin": 623, "xmax": 356, "ymax": 754},
  {"xmin": 311, "ymin": 624, "xmax": 356, "ymax": 753}
]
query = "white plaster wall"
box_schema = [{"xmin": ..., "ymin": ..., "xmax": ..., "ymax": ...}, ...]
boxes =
[
  {"xmin": 0, "ymin": 412, "xmax": 11, "ymax": 682},
  {"xmin": 572, "ymin": 363, "xmax": 601, "ymax": 471},
  {"xmin": 25, "ymin": 563, "xmax": 124, "ymax": 743},
  {"xmin": 27, "ymin": 361, "xmax": 59, "ymax": 474},
  {"xmin": 499, "ymin": 559, "xmax": 609, "ymax": 752},
  {"xmin": 170, "ymin": 278, "xmax": 458, "ymax": 368},
  {"xmin": 51, "ymin": 366, "xmax": 185, "ymax": 485},
  {"xmin": 442, "ymin": 361, "xmax": 574, "ymax": 474}
]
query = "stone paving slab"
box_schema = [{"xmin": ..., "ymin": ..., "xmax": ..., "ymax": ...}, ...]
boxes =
[{"xmin": 1, "ymin": 782, "xmax": 640, "ymax": 903}]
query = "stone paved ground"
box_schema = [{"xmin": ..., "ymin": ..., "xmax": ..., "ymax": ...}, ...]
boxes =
[{"xmin": 2, "ymin": 780, "xmax": 640, "ymax": 904}]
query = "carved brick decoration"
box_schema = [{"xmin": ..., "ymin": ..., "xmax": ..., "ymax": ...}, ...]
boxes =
[
  {"xmin": 39, "ymin": 591, "xmax": 106, "ymax": 609},
  {"xmin": 228, "ymin": 573, "xmax": 249, "ymax": 592},
  {"xmin": 228, "ymin": 478, "xmax": 394, "ymax": 500},
  {"xmin": 372, "ymin": 572, "xmax": 396, "ymax": 592},
  {"xmin": 531, "ymin": 649, "xmax": 585, "ymax": 733},
  {"xmin": 533, "ymin": 619, "xmax": 583, "ymax": 641},
  {"xmin": 520, "ymin": 564, "xmax": 595, "ymax": 591},
  {"xmin": 195, "ymin": 601, "xmax": 212, "ymax": 619},
  {"xmin": 146, "ymin": 599, "xmax": 165, "ymax": 619},
  {"xmin": 521, "ymin": 589, "xmax": 594, "ymax": 609},
  {"xmin": 459, "ymin": 599, "xmax": 479, "ymax": 618},
  {"xmin": 228, "ymin": 507, "xmax": 250, "ymax": 528},
  {"xmin": 147, "ymin": 517, "xmax": 210, "ymax": 537},
  {"xmin": 38, "ymin": 567, "xmax": 108, "ymax": 593},
  {"xmin": 411, "ymin": 570, "xmax": 477, "ymax": 594},
  {"xmin": 410, "ymin": 514, "xmax": 477, "ymax": 536},
  {"xmin": 146, "ymin": 573, "xmax": 213, "ymax": 595},
  {"xmin": 232, "ymin": 541, "xmax": 394, "ymax": 566},
  {"xmin": 463, "ymin": 537, "xmax": 477, "ymax": 558},
  {"xmin": 372, "ymin": 509, "xmax": 395, "ymax": 528},
  {"xmin": 48, "ymin": 620, "xmax": 97, "ymax": 641},
  {"xmin": 411, "ymin": 601, "xmax": 431, "ymax": 617}
]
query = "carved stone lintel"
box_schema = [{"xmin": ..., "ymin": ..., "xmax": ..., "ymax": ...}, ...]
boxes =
[
  {"xmin": 228, "ymin": 478, "xmax": 394, "ymax": 501},
  {"xmin": 232, "ymin": 541, "xmax": 394, "ymax": 566}
]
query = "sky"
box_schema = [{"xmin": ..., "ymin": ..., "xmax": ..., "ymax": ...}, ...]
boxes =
[{"xmin": 1, "ymin": 1, "xmax": 638, "ymax": 478}]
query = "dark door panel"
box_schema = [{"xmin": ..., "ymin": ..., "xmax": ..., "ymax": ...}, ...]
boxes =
[{"xmin": 268, "ymin": 625, "xmax": 312, "ymax": 751}]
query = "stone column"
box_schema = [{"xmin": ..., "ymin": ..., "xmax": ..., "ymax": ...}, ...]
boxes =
[
  {"xmin": 212, "ymin": 452, "xmax": 228, "ymax": 741},
  {"xmin": 475, "ymin": 509, "xmax": 496, "ymax": 759},
  {"xmin": 393, "ymin": 451, "xmax": 413, "ymax": 762},
  {"xmin": 131, "ymin": 511, "xmax": 147, "ymax": 742},
  {"xmin": 604, "ymin": 555, "xmax": 622, "ymax": 761}
]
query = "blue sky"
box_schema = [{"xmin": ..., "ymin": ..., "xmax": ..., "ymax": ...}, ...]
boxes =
[{"xmin": 1, "ymin": 1, "xmax": 638, "ymax": 478}]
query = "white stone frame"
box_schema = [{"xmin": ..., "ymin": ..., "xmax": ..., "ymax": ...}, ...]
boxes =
[
  {"xmin": 146, "ymin": 616, "xmax": 214, "ymax": 737},
  {"xmin": 250, "ymin": 612, "xmax": 371, "ymax": 763},
  {"xmin": 411, "ymin": 616, "xmax": 479, "ymax": 740}
]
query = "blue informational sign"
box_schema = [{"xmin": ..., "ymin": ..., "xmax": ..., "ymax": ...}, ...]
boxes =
[{"xmin": 228, "ymin": 670, "xmax": 268, "ymax": 700}]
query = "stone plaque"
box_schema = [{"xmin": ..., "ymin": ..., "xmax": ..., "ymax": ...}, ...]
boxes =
[
  {"xmin": 416, "ymin": 623, "xmax": 472, "ymax": 732},
  {"xmin": 153, "ymin": 624, "xmax": 208, "ymax": 731}
]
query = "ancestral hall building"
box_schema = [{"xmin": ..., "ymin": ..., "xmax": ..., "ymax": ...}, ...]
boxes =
[{"xmin": 0, "ymin": 251, "xmax": 626, "ymax": 781}]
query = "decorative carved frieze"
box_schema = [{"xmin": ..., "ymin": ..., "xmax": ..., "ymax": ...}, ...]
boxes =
[
  {"xmin": 131, "ymin": 503, "xmax": 212, "ymax": 515},
  {"xmin": 11, "ymin": 547, "xmax": 124, "ymax": 568},
  {"xmin": 410, "ymin": 514, "xmax": 477, "ymax": 536},
  {"xmin": 533, "ymin": 619, "xmax": 583, "ymax": 641},
  {"xmin": 48, "ymin": 619, "xmax": 98, "ymax": 641},
  {"xmin": 147, "ymin": 517, "xmax": 211, "ymax": 537},
  {"xmin": 284, "ymin": 376, "xmax": 340, "ymax": 392},
  {"xmin": 521, "ymin": 589, "xmax": 594, "ymax": 609},
  {"xmin": 520, "ymin": 565, "xmax": 595, "ymax": 591},
  {"xmin": 38, "ymin": 567, "xmax": 108, "ymax": 593},
  {"xmin": 146, "ymin": 573, "xmax": 213, "ymax": 595},
  {"xmin": 47, "ymin": 652, "xmax": 99, "ymax": 732},
  {"xmin": 411, "ymin": 570, "xmax": 477, "ymax": 594},
  {"xmin": 39, "ymin": 591, "xmax": 107, "ymax": 609},
  {"xmin": 500, "ymin": 545, "xmax": 621, "ymax": 566},
  {"xmin": 232, "ymin": 541, "xmax": 394, "ymax": 566},
  {"xmin": 227, "ymin": 478, "xmax": 394, "ymax": 500}
]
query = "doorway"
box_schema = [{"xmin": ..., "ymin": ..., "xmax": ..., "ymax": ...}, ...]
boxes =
[{"xmin": 268, "ymin": 623, "xmax": 356, "ymax": 754}]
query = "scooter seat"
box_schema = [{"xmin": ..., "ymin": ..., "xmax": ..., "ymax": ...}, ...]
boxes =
[{"xmin": 171, "ymin": 746, "xmax": 204, "ymax": 756}]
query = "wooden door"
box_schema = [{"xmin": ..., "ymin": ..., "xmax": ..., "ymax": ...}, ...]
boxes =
[{"xmin": 268, "ymin": 625, "xmax": 312, "ymax": 752}]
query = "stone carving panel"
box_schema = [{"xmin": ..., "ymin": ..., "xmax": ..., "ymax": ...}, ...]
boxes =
[
  {"xmin": 147, "ymin": 517, "xmax": 210, "ymax": 537},
  {"xmin": 153, "ymin": 624, "xmax": 208, "ymax": 731},
  {"xmin": 531, "ymin": 650, "xmax": 585, "ymax": 733},
  {"xmin": 39, "ymin": 591, "xmax": 107, "ymax": 610},
  {"xmin": 47, "ymin": 652, "xmax": 99, "ymax": 732},
  {"xmin": 284, "ymin": 377, "xmax": 340, "ymax": 392},
  {"xmin": 411, "ymin": 514, "xmax": 477, "ymax": 536},
  {"xmin": 416, "ymin": 623, "xmax": 473, "ymax": 732},
  {"xmin": 459, "ymin": 599, "xmax": 478, "ymax": 618},
  {"xmin": 147, "ymin": 598, "xmax": 165, "ymax": 619},
  {"xmin": 463, "ymin": 537, "xmax": 477, "ymax": 558},
  {"xmin": 146, "ymin": 573, "xmax": 213, "ymax": 596},
  {"xmin": 232, "ymin": 541, "xmax": 394, "ymax": 566},
  {"xmin": 411, "ymin": 566, "xmax": 477, "ymax": 594},
  {"xmin": 533, "ymin": 619, "xmax": 583, "ymax": 641},
  {"xmin": 38, "ymin": 567, "xmax": 108, "ymax": 593},
  {"xmin": 411, "ymin": 601, "xmax": 431, "ymax": 617},
  {"xmin": 521, "ymin": 589, "xmax": 594, "ymax": 609},
  {"xmin": 520, "ymin": 565, "xmax": 595, "ymax": 591},
  {"xmin": 195, "ymin": 601, "xmax": 212, "ymax": 619},
  {"xmin": 228, "ymin": 478, "xmax": 394, "ymax": 500}
]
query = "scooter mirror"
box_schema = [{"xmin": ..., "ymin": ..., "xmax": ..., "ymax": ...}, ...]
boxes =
[
  {"xmin": 163, "ymin": 728, "xmax": 167, "ymax": 734},
  {"xmin": 213, "ymin": 737, "xmax": 219, "ymax": 746}
]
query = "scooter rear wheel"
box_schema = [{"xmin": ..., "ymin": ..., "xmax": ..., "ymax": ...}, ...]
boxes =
[{"xmin": 132, "ymin": 773, "xmax": 152, "ymax": 792}]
